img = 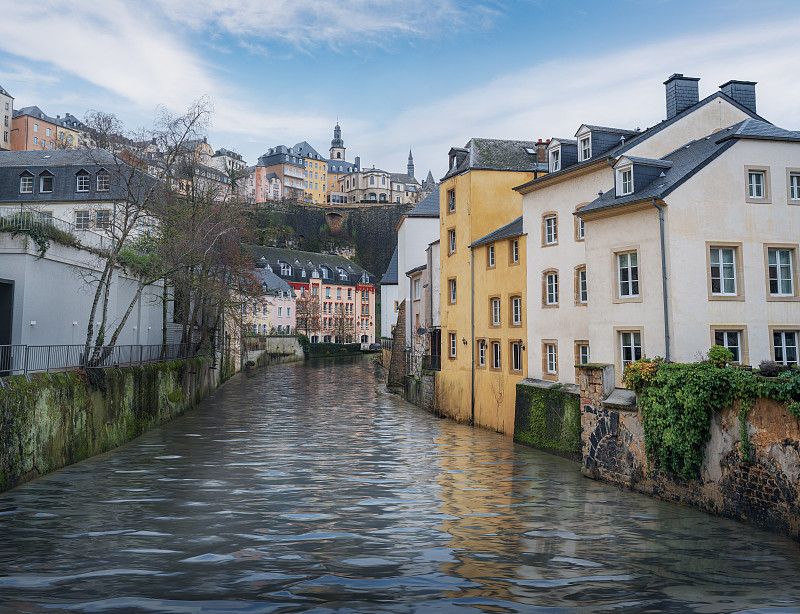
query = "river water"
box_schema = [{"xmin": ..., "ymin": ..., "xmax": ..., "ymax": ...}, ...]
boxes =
[{"xmin": 1, "ymin": 356, "xmax": 799, "ymax": 613}]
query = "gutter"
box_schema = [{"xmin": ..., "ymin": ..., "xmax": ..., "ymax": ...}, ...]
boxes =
[
  {"xmin": 652, "ymin": 198, "xmax": 671, "ymax": 361},
  {"xmin": 469, "ymin": 242, "xmax": 475, "ymax": 425}
]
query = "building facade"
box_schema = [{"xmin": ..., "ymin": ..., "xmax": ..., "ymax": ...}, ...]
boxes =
[
  {"xmin": 10, "ymin": 106, "xmax": 86, "ymax": 152},
  {"xmin": 242, "ymin": 269, "xmax": 296, "ymax": 335},
  {"xmin": 0, "ymin": 84, "xmax": 12, "ymax": 151}
]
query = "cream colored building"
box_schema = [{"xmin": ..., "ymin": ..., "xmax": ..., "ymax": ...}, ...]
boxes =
[
  {"xmin": 0, "ymin": 84, "xmax": 12, "ymax": 151},
  {"xmin": 517, "ymin": 75, "xmax": 797, "ymax": 385}
]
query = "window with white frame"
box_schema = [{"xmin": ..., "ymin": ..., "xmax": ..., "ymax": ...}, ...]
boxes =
[
  {"xmin": 76, "ymin": 172, "xmax": 90, "ymax": 192},
  {"xmin": 790, "ymin": 173, "xmax": 800, "ymax": 201},
  {"xmin": 773, "ymin": 330, "xmax": 798, "ymax": 365},
  {"xmin": 491, "ymin": 298, "xmax": 500, "ymax": 325},
  {"xmin": 448, "ymin": 189, "xmax": 455, "ymax": 212},
  {"xmin": 95, "ymin": 210, "xmax": 111, "ymax": 229},
  {"xmin": 19, "ymin": 174, "xmax": 33, "ymax": 193},
  {"xmin": 449, "ymin": 229, "xmax": 456, "ymax": 254},
  {"xmin": 618, "ymin": 252, "xmax": 639, "ymax": 297},
  {"xmin": 449, "ymin": 333, "xmax": 457, "ymax": 358},
  {"xmin": 620, "ymin": 331, "xmax": 642, "ymax": 368},
  {"xmin": 96, "ymin": 171, "xmax": 110, "ymax": 192},
  {"xmin": 511, "ymin": 296, "xmax": 521, "ymax": 325},
  {"xmin": 577, "ymin": 343, "xmax": 590, "ymax": 365},
  {"xmin": 262, "ymin": 304, "xmax": 268, "ymax": 316},
  {"xmin": 618, "ymin": 167, "xmax": 633, "ymax": 196},
  {"xmin": 337, "ymin": 288, "xmax": 341, "ymax": 299},
  {"xmin": 544, "ymin": 215, "xmax": 557, "ymax": 245},
  {"xmin": 478, "ymin": 340, "xmax": 486, "ymax": 366},
  {"xmin": 449, "ymin": 279, "xmax": 457, "ymax": 303},
  {"xmin": 768, "ymin": 248, "xmax": 794, "ymax": 296},
  {"xmin": 714, "ymin": 330, "xmax": 741, "ymax": 363},
  {"xmin": 748, "ymin": 170, "xmax": 766, "ymax": 199},
  {"xmin": 75, "ymin": 210, "xmax": 91, "ymax": 230},
  {"xmin": 710, "ymin": 247, "xmax": 737, "ymax": 295},
  {"xmin": 492, "ymin": 342, "xmax": 501, "ymax": 369},
  {"xmin": 488, "ymin": 244, "xmax": 495, "ymax": 267},
  {"xmin": 511, "ymin": 239, "xmax": 519, "ymax": 263},
  {"xmin": 578, "ymin": 267, "xmax": 588, "ymax": 303},
  {"xmin": 414, "ymin": 278, "xmax": 421, "ymax": 299},
  {"xmin": 577, "ymin": 216, "xmax": 584, "ymax": 240},
  {"xmin": 511, "ymin": 342, "xmax": 522, "ymax": 371},
  {"xmin": 549, "ymin": 148, "xmax": 560, "ymax": 172},
  {"xmin": 39, "ymin": 174, "xmax": 53, "ymax": 193},
  {"xmin": 579, "ymin": 136, "xmax": 591, "ymax": 161},
  {"xmin": 546, "ymin": 343, "xmax": 557, "ymax": 374},
  {"xmin": 325, "ymin": 287, "xmax": 330, "ymax": 298},
  {"xmin": 546, "ymin": 272, "xmax": 558, "ymax": 305},
  {"xmin": 281, "ymin": 262, "xmax": 292, "ymax": 275}
]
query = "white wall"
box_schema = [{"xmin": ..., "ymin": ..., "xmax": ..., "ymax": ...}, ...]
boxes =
[
  {"xmin": 396, "ymin": 215, "xmax": 439, "ymax": 346},
  {"xmin": 380, "ymin": 282, "xmax": 398, "ymax": 338}
]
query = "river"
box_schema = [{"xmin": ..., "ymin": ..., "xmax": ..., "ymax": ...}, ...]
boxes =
[{"xmin": 0, "ymin": 356, "xmax": 799, "ymax": 613}]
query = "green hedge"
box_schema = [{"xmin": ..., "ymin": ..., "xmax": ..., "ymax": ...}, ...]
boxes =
[{"xmin": 514, "ymin": 382, "xmax": 581, "ymax": 456}]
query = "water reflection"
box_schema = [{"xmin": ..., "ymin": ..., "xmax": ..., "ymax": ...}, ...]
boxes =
[{"xmin": 0, "ymin": 355, "xmax": 798, "ymax": 613}]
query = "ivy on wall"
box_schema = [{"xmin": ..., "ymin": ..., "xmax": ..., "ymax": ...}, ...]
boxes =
[
  {"xmin": 514, "ymin": 383, "xmax": 581, "ymax": 455},
  {"xmin": 624, "ymin": 354, "xmax": 800, "ymax": 479}
]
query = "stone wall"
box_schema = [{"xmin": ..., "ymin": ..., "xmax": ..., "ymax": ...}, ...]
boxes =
[
  {"xmin": 400, "ymin": 372, "xmax": 437, "ymax": 413},
  {"xmin": 577, "ymin": 364, "xmax": 800, "ymax": 542},
  {"xmin": 245, "ymin": 335, "xmax": 305, "ymax": 367},
  {"xmin": 387, "ymin": 300, "xmax": 406, "ymax": 389},
  {"xmin": 0, "ymin": 357, "xmax": 217, "ymax": 492},
  {"xmin": 514, "ymin": 379, "xmax": 581, "ymax": 459}
]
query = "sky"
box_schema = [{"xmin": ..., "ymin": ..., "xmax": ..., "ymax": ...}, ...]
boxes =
[{"xmin": 1, "ymin": 0, "xmax": 800, "ymax": 180}]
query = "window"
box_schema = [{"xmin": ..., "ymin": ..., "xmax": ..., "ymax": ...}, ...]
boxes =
[
  {"xmin": 714, "ymin": 330, "xmax": 741, "ymax": 363},
  {"xmin": 620, "ymin": 331, "xmax": 642, "ymax": 369},
  {"xmin": 33, "ymin": 137, "xmax": 39, "ymax": 145},
  {"xmin": 262, "ymin": 305, "xmax": 268, "ymax": 316},
  {"xmin": 576, "ymin": 266, "xmax": 587, "ymax": 304},
  {"xmin": 576, "ymin": 342, "xmax": 590, "ymax": 365},
  {"xmin": 710, "ymin": 247, "xmax": 737, "ymax": 296},
  {"xmin": 511, "ymin": 296, "xmax": 522, "ymax": 325},
  {"xmin": 478, "ymin": 340, "xmax": 486, "ymax": 366},
  {"xmin": 325, "ymin": 287, "xmax": 330, "ymax": 298},
  {"xmin": 281, "ymin": 262, "xmax": 292, "ymax": 275},
  {"xmin": 544, "ymin": 271, "xmax": 558, "ymax": 306},
  {"xmin": 618, "ymin": 167, "xmax": 633, "ymax": 196},
  {"xmin": 579, "ymin": 136, "xmax": 591, "ymax": 161},
  {"xmin": 361, "ymin": 304, "xmax": 369, "ymax": 316},
  {"xmin": 448, "ymin": 189, "xmax": 455, "ymax": 213},
  {"xmin": 278, "ymin": 307, "xmax": 283, "ymax": 317},
  {"xmin": 748, "ymin": 171, "xmax": 765, "ymax": 198},
  {"xmin": 449, "ymin": 279, "xmax": 457, "ymax": 304},
  {"xmin": 449, "ymin": 333, "xmax": 457, "ymax": 358},
  {"xmin": 773, "ymin": 330, "xmax": 798, "ymax": 365},
  {"xmin": 544, "ymin": 343, "xmax": 557, "ymax": 375},
  {"xmin": 448, "ymin": 229, "xmax": 456, "ymax": 254},
  {"xmin": 511, "ymin": 239, "xmax": 519, "ymax": 264},
  {"xmin": 95, "ymin": 210, "xmax": 111, "ymax": 229},
  {"xmin": 488, "ymin": 244, "xmax": 495, "ymax": 268},
  {"xmin": 492, "ymin": 342, "xmax": 501, "ymax": 370},
  {"xmin": 96, "ymin": 172, "xmax": 110, "ymax": 192},
  {"xmin": 767, "ymin": 247, "xmax": 794, "ymax": 297},
  {"xmin": 414, "ymin": 279, "xmax": 421, "ymax": 299},
  {"xmin": 744, "ymin": 166, "xmax": 771, "ymax": 203},
  {"xmin": 336, "ymin": 288, "xmax": 341, "ymax": 299},
  {"xmin": 511, "ymin": 342, "xmax": 522, "ymax": 372},
  {"xmin": 75, "ymin": 210, "xmax": 91, "ymax": 230},
  {"xmin": 19, "ymin": 174, "xmax": 33, "ymax": 194},
  {"xmin": 39, "ymin": 174, "xmax": 53, "ymax": 193},
  {"xmin": 789, "ymin": 171, "xmax": 800, "ymax": 202},
  {"xmin": 543, "ymin": 214, "xmax": 557, "ymax": 245},
  {"xmin": 491, "ymin": 298, "xmax": 501, "ymax": 325},
  {"xmin": 618, "ymin": 252, "xmax": 639, "ymax": 298},
  {"xmin": 347, "ymin": 289, "xmax": 352, "ymax": 300},
  {"xmin": 33, "ymin": 123, "xmax": 39, "ymax": 133},
  {"xmin": 575, "ymin": 204, "xmax": 587, "ymax": 241},
  {"xmin": 76, "ymin": 172, "xmax": 89, "ymax": 192},
  {"xmin": 46, "ymin": 127, "xmax": 51, "ymax": 137},
  {"xmin": 549, "ymin": 148, "xmax": 560, "ymax": 172}
]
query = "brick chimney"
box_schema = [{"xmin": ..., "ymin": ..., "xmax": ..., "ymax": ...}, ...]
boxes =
[
  {"xmin": 719, "ymin": 80, "xmax": 757, "ymax": 114},
  {"xmin": 535, "ymin": 138, "xmax": 547, "ymax": 163},
  {"xmin": 664, "ymin": 73, "xmax": 700, "ymax": 120}
]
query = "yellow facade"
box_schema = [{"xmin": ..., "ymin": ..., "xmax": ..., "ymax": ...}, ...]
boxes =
[
  {"xmin": 303, "ymin": 155, "xmax": 327, "ymax": 204},
  {"xmin": 437, "ymin": 169, "xmax": 535, "ymax": 434}
]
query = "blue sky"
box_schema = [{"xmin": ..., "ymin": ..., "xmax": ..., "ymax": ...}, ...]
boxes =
[{"xmin": 1, "ymin": 0, "xmax": 799, "ymax": 179}]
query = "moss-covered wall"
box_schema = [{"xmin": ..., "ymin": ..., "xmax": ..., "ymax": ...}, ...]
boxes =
[
  {"xmin": 0, "ymin": 357, "xmax": 216, "ymax": 492},
  {"xmin": 514, "ymin": 380, "xmax": 581, "ymax": 459}
]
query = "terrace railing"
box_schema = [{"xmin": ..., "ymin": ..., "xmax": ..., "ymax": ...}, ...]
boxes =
[
  {"xmin": 0, "ymin": 206, "xmax": 113, "ymax": 251},
  {"xmin": 0, "ymin": 343, "xmax": 206, "ymax": 378}
]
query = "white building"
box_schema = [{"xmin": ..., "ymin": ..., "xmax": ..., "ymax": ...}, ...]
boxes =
[
  {"xmin": 380, "ymin": 246, "xmax": 399, "ymax": 339},
  {"xmin": 0, "ymin": 84, "xmax": 12, "ymax": 151}
]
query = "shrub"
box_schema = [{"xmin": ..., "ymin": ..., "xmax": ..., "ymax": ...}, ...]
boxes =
[
  {"xmin": 759, "ymin": 360, "xmax": 781, "ymax": 377},
  {"xmin": 707, "ymin": 345, "xmax": 734, "ymax": 368}
]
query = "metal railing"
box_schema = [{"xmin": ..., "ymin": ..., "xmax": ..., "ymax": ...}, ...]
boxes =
[
  {"xmin": 0, "ymin": 343, "xmax": 206, "ymax": 378},
  {"xmin": 0, "ymin": 206, "xmax": 113, "ymax": 251},
  {"xmin": 423, "ymin": 354, "xmax": 442, "ymax": 371},
  {"xmin": 380, "ymin": 337, "xmax": 393, "ymax": 351}
]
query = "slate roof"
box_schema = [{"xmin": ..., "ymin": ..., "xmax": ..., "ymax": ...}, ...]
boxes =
[
  {"xmin": 716, "ymin": 118, "xmax": 800, "ymax": 142},
  {"xmin": 254, "ymin": 268, "xmax": 295, "ymax": 296},
  {"xmin": 264, "ymin": 172, "xmax": 279, "ymax": 181},
  {"xmin": 406, "ymin": 183, "xmax": 439, "ymax": 217},
  {"xmin": 293, "ymin": 141, "xmax": 325, "ymax": 160},
  {"xmin": 246, "ymin": 245, "xmax": 375, "ymax": 286},
  {"xmin": 380, "ymin": 245, "xmax": 399, "ymax": 285},
  {"xmin": 442, "ymin": 138, "xmax": 549, "ymax": 181},
  {"xmin": 470, "ymin": 216, "xmax": 524, "ymax": 248},
  {"xmin": 0, "ymin": 84, "xmax": 11, "ymax": 98},
  {"xmin": 406, "ymin": 263, "xmax": 426, "ymax": 276},
  {"xmin": 515, "ymin": 90, "xmax": 769, "ymax": 193},
  {"xmin": 579, "ymin": 125, "xmax": 640, "ymax": 136},
  {"xmin": 578, "ymin": 121, "xmax": 767, "ymax": 215},
  {"xmin": 390, "ymin": 172, "xmax": 420, "ymax": 186},
  {"xmin": 618, "ymin": 155, "xmax": 673, "ymax": 168},
  {"xmin": 0, "ymin": 149, "xmax": 153, "ymax": 204}
]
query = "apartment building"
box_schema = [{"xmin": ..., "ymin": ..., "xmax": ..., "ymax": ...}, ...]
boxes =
[
  {"xmin": 242, "ymin": 268, "xmax": 296, "ymax": 335},
  {"xmin": 0, "ymin": 84, "xmax": 12, "ymax": 151},
  {"xmin": 10, "ymin": 106, "xmax": 86, "ymax": 151}
]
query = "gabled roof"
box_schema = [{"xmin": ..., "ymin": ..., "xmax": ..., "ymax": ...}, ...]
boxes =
[
  {"xmin": 406, "ymin": 263, "xmax": 426, "ymax": 277},
  {"xmin": 246, "ymin": 245, "xmax": 375, "ymax": 285},
  {"xmin": 716, "ymin": 117, "xmax": 800, "ymax": 143},
  {"xmin": 516, "ymin": 89, "xmax": 769, "ymax": 193},
  {"xmin": 442, "ymin": 138, "xmax": 548, "ymax": 181},
  {"xmin": 293, "ymin": 141, "xmax": 325, "ymax": 160},
  {"xmin": 617, "ymin": 155, "xmax": 673, "ymax": 168},
  {"xmin": 381, "ymin": 245, "xmax": 399, "ymax": 285},
  {"xmin": 254, "ymin": 268, "xmax": 295, "ymax": 296},
  {"xmin": 470, "ymin": 216, "xmax": 524, "ymax": 248},
  {"xmin": 406, "ymin": 183, "xmax": 440, "ymax": 218},
  {"xmin": 576, "ymin": 124, "xmax": 640, "ymax": 137}
]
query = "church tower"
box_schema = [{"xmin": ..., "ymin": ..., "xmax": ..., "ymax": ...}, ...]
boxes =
[
  {"xmin": 330, "ymin": 123, "xmax": 345, "ymax": 161},
  {"xmin": 407, "ymin": 148, "xmax": 415, "ymax": 178}
]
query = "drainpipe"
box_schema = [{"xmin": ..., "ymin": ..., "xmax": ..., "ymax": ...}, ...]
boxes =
[
  {"xmin": 469, "ymin": 244, "xmax": 475, "ymax": 426},
  {"xmin": 652, "ymin": 198, "xmax": 671, "ymax": 361}
]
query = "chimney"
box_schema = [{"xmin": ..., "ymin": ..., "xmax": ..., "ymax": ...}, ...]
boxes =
[
  {"xmin": 535, "ymin": 138, "xmax": 547, "ymax": 163},
  {"xmin": 719, "ymin": 80, "xmax": 757, "ymax": 114},
  {"xmin": 355, "ymin": 156, "xmax": 361, "ymax": 171},
  {"xmin": 664, "ymin": 73, "xmax": 700, "ymax": 120}
]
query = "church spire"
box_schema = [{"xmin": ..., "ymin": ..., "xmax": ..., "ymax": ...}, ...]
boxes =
[{"xmin": 407, "ymin": 148, "xmax": 414, "ymax": 178}]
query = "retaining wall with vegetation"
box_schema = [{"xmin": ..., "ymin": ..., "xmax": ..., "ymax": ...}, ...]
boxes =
[
  {"xmin": 0, "ymin": 357, "xmax": 216, "ymax": 492},
  {"xmin": 514, "ymin": 379, "xmax": 581, "ymax": 459}
]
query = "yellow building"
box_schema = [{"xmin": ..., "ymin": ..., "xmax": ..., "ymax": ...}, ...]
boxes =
[{"xmin": 437, "ymin": 139, "xmax": 547, "ymax": 434}]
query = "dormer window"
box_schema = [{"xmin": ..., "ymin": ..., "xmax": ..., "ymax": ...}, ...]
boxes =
[
  {"xmin": 96, "ymin": 170, "xmax": 110, "ymax": 192},
  {"xmin": 549, "ymin": 148, "xmax": 561, "ymax": 172},
  {"xmin": 39, "ymin": 172, "xmax": 54, "ymax": 193},
  {"xmin": 617, "ymin": 167, "xmax": 633, "ymax": 196},
  {"xmin": 76, "ymin": 170, "xmax": 90, "ymax": 192},
  {"xmin": 579, "ymin": 136, "xmax": 591, "ymax": 161},
  {"xmin": 280, "ymin": 262, "xmax": 292, "ymax": 276},
  {"xmin": 19, "ymin": 172, "xmax": 33, "ymax": 194}
]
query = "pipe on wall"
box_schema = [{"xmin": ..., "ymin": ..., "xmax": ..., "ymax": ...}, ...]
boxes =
[{"xmin": 652, "ymin": 198, "xmax": 671, "ymax": 361}]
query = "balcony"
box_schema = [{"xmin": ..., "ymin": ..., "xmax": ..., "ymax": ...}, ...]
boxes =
[{"xmin": 423, "ymin": 354, "xmax": 441, "ymax": 371}]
